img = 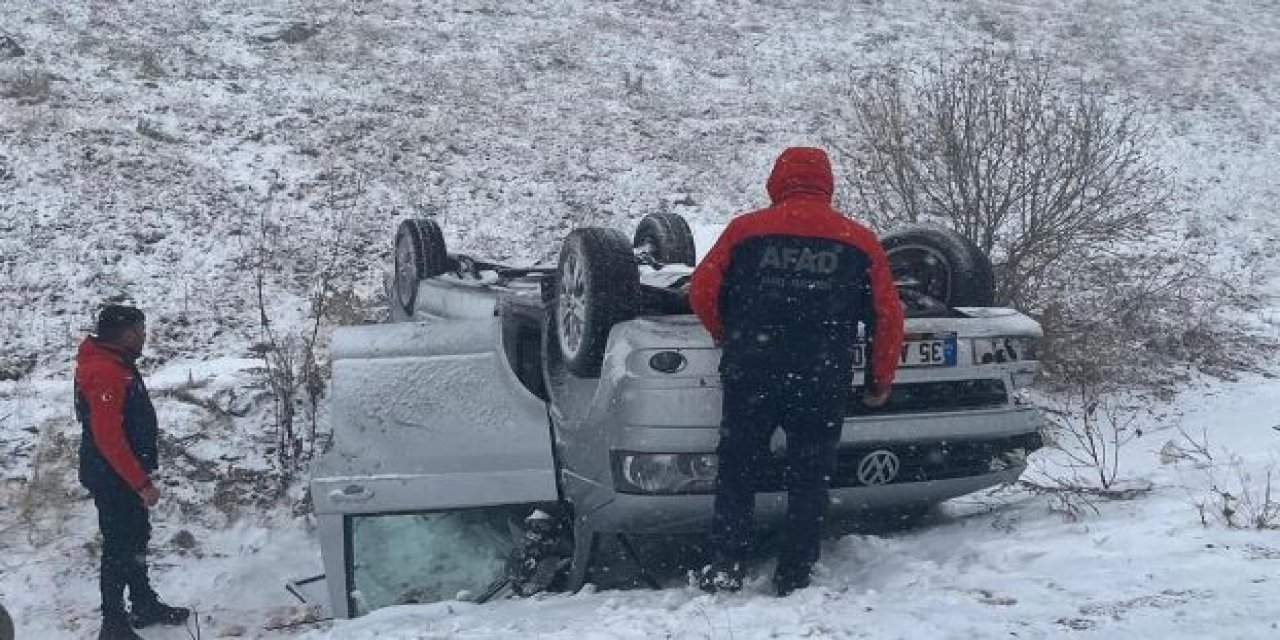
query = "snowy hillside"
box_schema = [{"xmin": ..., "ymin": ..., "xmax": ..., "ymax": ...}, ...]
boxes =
[{"xmin": 3, "ymin": 0, "xmax": 1280, "ymax": 638}]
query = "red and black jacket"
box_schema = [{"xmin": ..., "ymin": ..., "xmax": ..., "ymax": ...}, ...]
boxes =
[
  {"xmin": 75, "ymin": 337, "xmax": 158, "ymax": 493},
  {"xmin": 689, "ymin": 147, "xmax": 905, "ymax": 389}
]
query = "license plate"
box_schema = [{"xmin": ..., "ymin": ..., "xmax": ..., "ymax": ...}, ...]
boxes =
[{"xmin": 852, "ymin": 333, "xmax": 957, "ymax": 369}]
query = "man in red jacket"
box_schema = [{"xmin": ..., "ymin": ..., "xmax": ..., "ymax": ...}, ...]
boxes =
[
  {"xmin": 689, "ymin": 147, "xmax": 905, "ymax": 596},
  {"xmin": 76, "ymin": 305, "xmax": 189, "ymax": 639}
]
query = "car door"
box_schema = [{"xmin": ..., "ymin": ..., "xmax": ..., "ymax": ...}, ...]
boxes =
[{"xmin": 311, "ymin": 318, "xmax": 558, "ymax": 617}]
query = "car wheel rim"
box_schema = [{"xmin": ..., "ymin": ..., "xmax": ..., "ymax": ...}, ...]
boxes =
[
  {"xmin": 394, "ymin": 232, "xmax": 418, "ymax": 309},
  {"xmin": 888, "ymin": 244, "xmax": 952, "ymax": 304},
  {"xmin": 634, "ymin": 236, "xmax": 656, "ymax": 257},
  {"xmin": 558, "ymin": 249, "xmax": 587, "ymax": 357}
]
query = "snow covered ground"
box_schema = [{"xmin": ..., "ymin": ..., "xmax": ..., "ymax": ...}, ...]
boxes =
[
  {"xmin": 4, "ymin": 0, "xmax": 1280, "ymax": 638},
  {"xmin": 306, "ymin": 369, "xmax": 1280, "ymax": 640},
  {"xmin": 8, "ymin": 365, "xmax": 1280, "ymax": 639}
]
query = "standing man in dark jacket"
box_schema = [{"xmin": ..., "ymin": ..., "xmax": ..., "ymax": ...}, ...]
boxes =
[
  {"xmin": 76, "ymin": 305, "xmax": 189, "ymax": 639},
  {"xmin": 689, "ymin": 147, "xmax": 905, "ymax": 596}
]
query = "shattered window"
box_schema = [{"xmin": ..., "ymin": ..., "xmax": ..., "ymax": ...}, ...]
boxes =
[{"xmin": 347, "ymin": 506, "xmax": 528, "ymax": 615}]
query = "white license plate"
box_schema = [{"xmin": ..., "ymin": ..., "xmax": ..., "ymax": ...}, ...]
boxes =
[{"xmin": 852, "ymin": 334, "xmax": 958, "ymax": 369}]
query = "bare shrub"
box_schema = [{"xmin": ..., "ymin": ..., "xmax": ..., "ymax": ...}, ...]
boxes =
[
  {"xmin": 832, "ymin": 45, "xmax": 1269, "ymax": 389},
  {"xmin": 0, "ymin": 28, "xmax": 25, "ymax": 59},
  {"xmin": 136, "ymin": 119, "xmax": 180, "ymax": 144},
  {"xmin": 250, "ymin": 172, "xmax": 366, "ymax": 481},
  {"xmin": 1167, "ymin": 429, "xmax": 1280, "ymax": 530},
  {"xmin": 0, "ymin": 355, "xmax": 35, "ymax": 382},
  {"xmin": 1033, "ymin": 243, "xmax": 1268, "ymax": 393},
  {"xmin": 1159, "ymin": 425, "xmax": 1212, "ymax": 466},
  {"xmin": 153, "ymin": 373, "xmax": 257, "ymax": 419},
  {"xmin": 1022, "ymin": 381, "xmax": 1152, "ymax": 513},
  {"xmin": 1154, "ymin": 424, "xmax": 1280, "ymax": 530},
  {"xmin": 1198, "ymin": 460, "xmax": 1280, "ymax": 530},
  {"xmin": 136, "ymin": 48, "xmax": 167, "ymax": 79},
  {"xmin": 1, "ymin": 67, "xmax": 54, "ymax": 105},
  {"xmin": 259, "ymin": 22, "xmax": 321, "ymax": 45},
  {"xmin": 837, "ymin": 46, "xmax": 1170, "ymax": 309}
]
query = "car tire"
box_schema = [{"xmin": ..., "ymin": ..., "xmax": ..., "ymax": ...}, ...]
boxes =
[
  {"xmin": 503, "ymin": 508, "xmax": 574, "ymax": 597},
  {"xmin": 881, "ymin": 224, "xmax": 995, "ymax": 308},
  {"xmin": 633, "ymin": 213, "xmax": 696, "ymax": 267},
  {"xmin": 393, "ymin": 218, "xmax": 448, "ymax": 317},
  {"xmin": 554, "ymin": 227, "xmax": 640, "ymax": 377}
]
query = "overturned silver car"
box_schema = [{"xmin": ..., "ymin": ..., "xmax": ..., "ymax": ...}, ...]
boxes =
[{"xmin": 308, "ymin": 214, "xmax": 1043, "ymax": 617}]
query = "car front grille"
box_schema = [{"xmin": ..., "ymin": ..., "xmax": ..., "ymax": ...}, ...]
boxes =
[
  {"xmin": 846, "ymin": 379, "xmax": 1008, "ymax": 416},
  {"xmin": 748, "ymin": 432, "xmax": 1042, "ymax": 492},
  {"xmin": 827, "ymin": 432, "xmax": 1043, "ymax": 489}
]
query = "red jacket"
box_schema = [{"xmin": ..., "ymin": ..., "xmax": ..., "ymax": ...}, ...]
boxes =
[
  {"xmin": 75, "ymin": 337, "xmax": 158, "ymax": 492},
  {"xmin": 689, "ymin": 147, "xmax": 905, "ymax": 387}
]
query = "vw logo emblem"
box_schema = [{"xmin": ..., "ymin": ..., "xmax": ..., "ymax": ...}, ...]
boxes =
[{"xmin": 857, "ymin": 450, "xmax": 900, "ymax": 485}]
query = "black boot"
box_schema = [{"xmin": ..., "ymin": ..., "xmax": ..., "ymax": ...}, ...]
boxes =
[
  {"xmin": 773, "ymin": 565, "xmax": 811, "ymax": 597},
  {"xmin": 98, "ymin": 615, "xmax": 144, "ymax": 640},
  {"xmin": 695, "ymin": 560, "xmax": 745, "ymax": 594},
  {"xmin": 129, "ymin": 598, "xmax": 190, "ymax": 628}
]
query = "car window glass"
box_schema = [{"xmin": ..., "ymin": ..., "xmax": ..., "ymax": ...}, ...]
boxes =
[{"xmin": 348, "ymin": 506, "xmax": 526, "ymax": 615}]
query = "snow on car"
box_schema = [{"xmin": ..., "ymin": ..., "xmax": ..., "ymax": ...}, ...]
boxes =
[{"xmin": 307, "ymin": 214, "xmax": 1044, "ymax": 618}]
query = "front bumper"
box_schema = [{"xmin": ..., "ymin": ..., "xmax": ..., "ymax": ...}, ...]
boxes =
[
  {"xmin": 583, "ymin": 467, "xmax": 1027, "ymax": 535},
  {"xmin": 615, "ymin": 405, "xmax": 1045, "ymax": 452},
  {"xmin": 572, "ymin": 406, "xmax": 1043, "ymax": 535}
]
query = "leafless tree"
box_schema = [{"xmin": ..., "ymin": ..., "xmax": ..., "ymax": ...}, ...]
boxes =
[
  {"xmin": 251, "ymin": 171, "xmax": 363, "ymax": 480},
  {"xmin": 835, "ymin": 47, "xmax": 1171, "ymax": 309}
]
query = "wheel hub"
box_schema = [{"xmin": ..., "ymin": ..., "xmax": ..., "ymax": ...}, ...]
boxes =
[
  {"xmin": 558, "ymin": 251, "xmax": 587, "ymax": 356},
  {"xmin": 394, "ymin": 233, "xmax": 418, "ymax": 308},
  {"xmin": 889, "ymin": 244, "xmax": 952, "ymax": 304}
]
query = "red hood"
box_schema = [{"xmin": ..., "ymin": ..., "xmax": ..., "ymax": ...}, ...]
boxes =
[
  {"xmin": 765, "ymin": 147, "xmax": 834, "ymax": 204},
  {"xmin": 77, "ymin": 336, "xmax": 135, "ymax": 366}
]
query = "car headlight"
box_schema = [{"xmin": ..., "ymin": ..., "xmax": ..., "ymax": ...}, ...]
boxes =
[
  {"xmin": 614, "ymin": 453, "xmax": 718, "ymax": 494},
  {"xmin": 972, "ymin": 337, "xmax": 1037, "ymax": 365}
]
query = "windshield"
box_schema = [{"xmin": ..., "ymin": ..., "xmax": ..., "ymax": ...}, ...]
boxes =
[{"xmin": 347, "ymin": 506, "xmax": 528, "ymax": 615}]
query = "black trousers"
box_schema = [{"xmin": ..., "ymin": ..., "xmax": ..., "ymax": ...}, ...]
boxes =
[
  {"xmin": 91, "ymin": 478, "xmax": 156, "ymax": 619},
  {"xmin": 710, "ymin": 371, "xmax": 844, "ymax": 578}
]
